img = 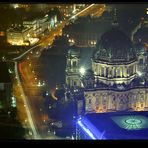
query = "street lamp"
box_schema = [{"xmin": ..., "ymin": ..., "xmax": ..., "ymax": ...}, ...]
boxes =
[
  {"xmin": 79, "ymin": 67, "xmax": 85, "ymax": 75},
  {"xmin": 137, "ymin": 71, "xmax": 142, "ymax": 77}
]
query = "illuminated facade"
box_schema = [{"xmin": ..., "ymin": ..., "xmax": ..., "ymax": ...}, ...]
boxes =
[
  {"xmin": 7, "ymin": 14, "xmax": 50, "ymax": 46},
  {"xmin": 23, "ymin": 15, "xmax": 50, "ymax": 37},
  {"xmin": 65, "ymin": 47, "xmax": 82, "ymax": 88},
  {"xmin": 6, "ymin": 25, "xmax": 33, "ymax": 46},
  {"xmin": 56, "ymin": 4, "xmax": 86, "ymax": 18},
  {"xmin": 66, "ymin": 27, "xmax": 148, "ymax": 114}
]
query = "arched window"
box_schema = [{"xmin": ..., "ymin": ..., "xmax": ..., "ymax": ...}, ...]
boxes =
[
  {"xmin": 73, "ymin": 61, "xmax": 77, "ymax": 67},
  {"xmin": 89, "ymin": 99, "xmax": 91, "ymax": 104},
  {"xmin": 74, "ymin": 81, "xmax": 77, "ymax": 86},
  {"xmin": 139, "ymin": 58, "xmax": 143, "ymax": 65}
]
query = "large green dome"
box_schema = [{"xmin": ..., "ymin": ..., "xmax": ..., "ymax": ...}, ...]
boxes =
[{"xmin": 93, "ymin": 28, "xmax": 136, "ymax": 63}]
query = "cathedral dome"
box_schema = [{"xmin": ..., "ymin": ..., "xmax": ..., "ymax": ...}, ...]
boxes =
[{"xmin": 93, "ymin": 28, "xmax": 136, "ymax": 63}]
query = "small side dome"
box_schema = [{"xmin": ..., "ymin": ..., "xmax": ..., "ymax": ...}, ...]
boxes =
[{"xmin": 93, "ymin": 28, "xmax": 136, "ymax": 63}]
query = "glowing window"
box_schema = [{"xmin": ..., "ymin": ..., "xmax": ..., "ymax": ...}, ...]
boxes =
[{"xmin": 111, "ymin": 115, "xmax": 148, "ymax": 130}]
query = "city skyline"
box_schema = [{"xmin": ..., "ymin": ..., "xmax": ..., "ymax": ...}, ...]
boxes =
[{"xmin": 0, "ymin": 3, "xmax": 147, "ymax": 140}]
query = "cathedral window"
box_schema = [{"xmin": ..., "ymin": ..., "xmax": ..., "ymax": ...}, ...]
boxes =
[
  {"xmin": 73, "ymin": 61, "xmax": 77, "ymax": 67},
  {"xmin": 89, "ymin": 99, "xmax": 91, "ymax": 104},
  {"xmin": 139, "ymin": 59, "xmax": 143, "ymax": 65},
  {"xmin": 74, "ymin": 81, "xmax": 77, "ymax": 86}
]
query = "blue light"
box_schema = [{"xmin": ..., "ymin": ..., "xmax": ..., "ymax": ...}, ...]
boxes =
[
  {"xmin": 77, "ymin": 119, "xmax": 96, "ymax": 139},
  {"xmin": 77, "ymin": 117, "xmax": 106, "ymax": 140}
]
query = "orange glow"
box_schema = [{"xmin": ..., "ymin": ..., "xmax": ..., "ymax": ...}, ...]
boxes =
[
  {"xmin": 0, "ymin": 31, "xmax": 5, "ymax": 36},
  {"xmin": 51, "ymin": 88, "xmax": 58, "ymax": 100}
]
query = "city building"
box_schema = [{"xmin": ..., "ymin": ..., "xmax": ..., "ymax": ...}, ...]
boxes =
[
  {"xmin": 49, "ymin": 15, "xmax": 58, "ymax": 29},
  {"xmin": 7, "ymin": 13, "xmax": 53, "ymax": 46},
  {"xmin": 65, "ymin": 25, "xmax": 148, "ymax": 114},
  {"xmin": 6, "ymin": 25, "xmax": 34, "ymax": 46},
  {"xmin": 65, "ymin": 47, "xmax": 82, "ymax": 88},
  {"xmin": 76, "ymin": 111, "xmax": 148, "ymax": 139},
  {"xmin": 11, "ymin": 4, "xmax": 31, "ymax": 10},
  {"xmin": 0, "ymin": 62, "xmax": 13, "ymax": 110},
  {"xmin": 56, "ymin": 4, "xmax": 86, "ymax": 18},
  {"xmin": 23, "ymin": 14, "xmax": 50, "ymax": 37}
]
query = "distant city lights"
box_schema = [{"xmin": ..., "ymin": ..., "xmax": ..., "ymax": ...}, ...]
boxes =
[{"xmin": 13, "ymin": 4, "xmax": 19, "ymax": 9}]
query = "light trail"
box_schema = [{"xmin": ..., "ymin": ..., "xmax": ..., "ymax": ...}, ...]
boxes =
[
  {"xmin": 14, "ymin": 61, "xmax": 40, "ymax": 139},
  {"xmin": 69, "ymin": 4, "xmax": 95, "ymax": 20},
  {"xmin": 13, "ymin": 44, "xmax": 40, "ymax": 61}
]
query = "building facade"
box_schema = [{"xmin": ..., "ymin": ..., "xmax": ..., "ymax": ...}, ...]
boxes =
[
  {"xmin": 6, "ymin": 25, "xmax": 33, "ymax": 46},
  {"xmin": 65, "ymin": 47, "xmax": 82, "ymax": 88},
  {"xmin": 66, "ymin": 27, "xmax": 148, "ymax": 115}
]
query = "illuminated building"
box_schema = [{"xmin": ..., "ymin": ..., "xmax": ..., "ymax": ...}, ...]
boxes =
[
  {"xmin": 7, "ymin": 14, "xmax": 50, "ymax": 46},
  {"xmin": 65, "ymin": 47, "xmax": 82, "ymax": 88},
  {"xmin": 76, "ymin": 111, "xmax": 148, "ymax": 139},
  {"xmin": 23, "ymin": 14, "xmax": 50, "ymax": 37},
  {"xmin": 23, "ymin": 19, "xmax": 38, "ymax": 31},
  {"xmin": 0, "ymin": 62, "xmax": 13, "ymax": 111},
  {"xmin": 11, "ymin": 4, "xmax": 31, "ymax": 9},
  {"xmin": 56, "ymin": 4, "xmax": 86, "ymax": 18},
  {"xmin": 6, "ymin": 25, "xmax": 33, "ymax": 46},
  {"xmin": 49, "ymin": 15, "xmax": 58, "ymax": 29},
  {"xmin": 66, "ymin": 25, "xmax": 148, "ymax": 114}
]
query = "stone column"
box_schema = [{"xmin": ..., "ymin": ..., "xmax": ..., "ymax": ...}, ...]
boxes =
[
  {"xmin": 101, "ymin": 66, "xmax": 104, "ymax": 77},
  {"xmin": 120, "ymin": 67, "xmax": 123, "ymax": 77},
  {"xmin": 123, "ymin": 66, "xmax": 126, "ymax": 77},
  {"xmin": 122, "ymin": 67, "xmax": 124, "ymax": 77},
  {"xmin": 99, "ymin": 65, "xmax": 102, "ymax": 76},
  {"xmin": 117, "ymin": 68, "xmax": 120, "ymax": 77},
  {"xmin": 97, "ymin": 64, "xmax": 99, "ymax": 76},
  {"xmin": 112, "ymin": 67, "xmax": 114, "ymax": 77}
]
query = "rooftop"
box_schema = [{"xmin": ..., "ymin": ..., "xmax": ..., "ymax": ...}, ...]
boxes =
[
  {"xmin": 77, "ymin": 111, "xmax": 148, "ymax": 139},
  {"xmin": 8, "ymin": 26, "xmax": 29, "ymax": 33}
]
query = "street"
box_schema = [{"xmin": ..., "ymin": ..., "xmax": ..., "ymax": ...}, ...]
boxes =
[{"xmin": 13, "ymin": 4, "xmax": 106, "ymax": 139}]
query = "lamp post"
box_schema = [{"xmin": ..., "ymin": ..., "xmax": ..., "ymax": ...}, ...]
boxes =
[{"xmin": 79, "ymin": 67, "xmax": 85, "ymax": 76}]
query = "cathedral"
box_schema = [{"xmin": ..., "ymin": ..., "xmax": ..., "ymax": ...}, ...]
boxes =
[{"xmin": 65, "ymin": 19, "xmax": 148, "ymax": 114}]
